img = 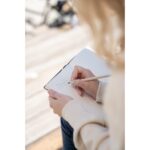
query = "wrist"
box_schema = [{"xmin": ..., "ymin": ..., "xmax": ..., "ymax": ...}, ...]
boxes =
[
  {"xmin": 92, "ymin": 80, "xmax": 100, "ymax": 99},
  {"xmin": 96, "ymin": 81, "xmax": 107, "ymax": 103}
]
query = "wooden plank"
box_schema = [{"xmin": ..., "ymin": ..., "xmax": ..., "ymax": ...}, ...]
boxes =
[
  {"xmin": 26, "ymin": 26, "xmax": 61, "ymax": 47},
  {"xmin": 26, "ymin": 26, "xmax": 91, "ymax": 73},
  {"xmin": 26, "ymin": 128, "xmax": 63, "ymax": 150},
  {"xmin": 26, "ymin": 91, "xmax": 60, "ymax": 146},
  {"xmin": 26, "ymin": 26, "xmax": 89, "ymax": 56}
]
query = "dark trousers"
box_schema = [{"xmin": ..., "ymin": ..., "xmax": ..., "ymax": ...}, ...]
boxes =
[{"xmin": 60, "ymin": 117, "xmax": 77, "ymax": 150}]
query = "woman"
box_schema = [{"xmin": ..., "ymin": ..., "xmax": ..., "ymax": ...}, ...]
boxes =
[{"xmin": 48, "ymin": 0, "xmax": 124, "ymax": 149}]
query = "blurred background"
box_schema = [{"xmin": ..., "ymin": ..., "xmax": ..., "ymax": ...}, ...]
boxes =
[{"xmin": 26, "ymin": 0, "xmax": 92, "ymax": 149}]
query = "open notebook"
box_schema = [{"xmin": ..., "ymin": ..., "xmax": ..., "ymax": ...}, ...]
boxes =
[{"xmin": 44, "ymin": 49, "xmax": 111, "ymax": 101}]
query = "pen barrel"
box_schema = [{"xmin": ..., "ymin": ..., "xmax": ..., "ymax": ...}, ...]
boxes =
[{"xmin": 68, "ymin": 75, "xmax": 110, "ymax": 84}]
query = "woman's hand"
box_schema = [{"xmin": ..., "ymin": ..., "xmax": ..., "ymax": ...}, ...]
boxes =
[
  {"xmin": 71, "ymin": 66, "xmax": 99, "ymax": 99},
  {"xmin": 48, "ymin": 89, "xmax": 73, "ymax": 116}
]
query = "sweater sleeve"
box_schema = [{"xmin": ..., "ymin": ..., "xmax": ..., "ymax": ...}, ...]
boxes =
[
  {"xmin": 62, "ymin": 71, "xmax": 124, "ymax": 150},
  {"xmin": 62, "ymin": 99, "xmax": 110, "ymax": 150},
  {"xmin": 96, "ymin": 81, "xmax": 107, "ymax": 103}
]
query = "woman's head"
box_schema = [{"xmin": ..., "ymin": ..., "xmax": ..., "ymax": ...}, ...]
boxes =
[{"xmin": 73, "ymin": 0, "xmax": 125, "ymax": 69}]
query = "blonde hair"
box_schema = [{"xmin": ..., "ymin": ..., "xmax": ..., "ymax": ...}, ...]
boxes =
[{"xmin": 73, "ymin": 0, "xmax": 125, "ymax": 69}]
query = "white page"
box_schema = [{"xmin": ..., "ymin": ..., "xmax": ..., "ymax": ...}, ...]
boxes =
[{"xmin": 44, "ymin": 49, "xmax": 111, "ymax": 101}]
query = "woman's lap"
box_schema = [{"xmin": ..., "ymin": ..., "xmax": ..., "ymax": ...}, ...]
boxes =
[{"xmin": 60, "ymin": 117, "xmax": 77, "ymax": 150}]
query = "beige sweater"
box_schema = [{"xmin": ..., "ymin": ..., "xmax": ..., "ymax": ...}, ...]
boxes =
[{"xmin": 62, "ymin": 69, "xmax": 124, "ymax": 150}]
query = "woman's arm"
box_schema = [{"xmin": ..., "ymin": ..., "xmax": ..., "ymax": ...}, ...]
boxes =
[
  {"xmin": 48, "ymin": 71, "xmax": 124, "ymax": 150},
  {"xmin": 62, "ymin": 71, "xmax": 124, "ymax": 150},
  {"xmin": 62, "ymin": 99, "xmax": 109, "ymax": 150}
]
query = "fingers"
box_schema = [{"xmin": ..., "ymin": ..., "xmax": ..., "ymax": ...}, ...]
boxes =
[
  {"xmin": 49, "ymin": 98, "xmax": 59, "ymax": 115},
  {"xmin": 75, "ymin": 86, "xmax": 84, "ymax": 96},
  {"xmin": 48, "ymin": 89, "xmax": 72, "ymax": 100},
  {"xmin": 48, "ymin": 89, "xmax": 62, "ymax": 99},
  {"xmin": 71, "ymin": 66, "xmax": 87, "ymax": 80},
  {"xmin": 49, "ymin": 97, "xmax": 55, "ymax": 107},
  {"xmin": 73, "ymin": 80, "xmax": 86, "ymax": 89},
  {"xmin": 48, "ymin": 91, "xmax": 72, "ymax": 116}
]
